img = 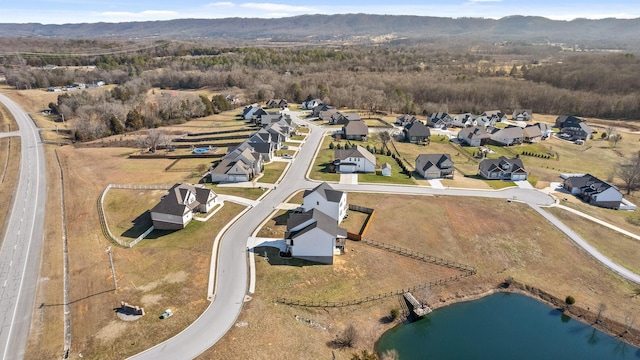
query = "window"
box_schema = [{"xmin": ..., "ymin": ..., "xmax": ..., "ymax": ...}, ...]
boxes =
[{"xmin": 317, "ymin": 201, "xmax": 319, "ymax": 205}]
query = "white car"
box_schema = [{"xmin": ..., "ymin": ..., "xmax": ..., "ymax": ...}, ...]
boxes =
[{"xmin": 283, "ymin": 154, "xmax": 293, "ymax": 159}]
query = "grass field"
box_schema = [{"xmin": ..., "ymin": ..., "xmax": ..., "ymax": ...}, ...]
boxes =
[
  {"xmin": 259, "ymin": 161, "xmax": 288, "ymax": 184},
  {"xmin": 546, "ymin": 207, "xmax": 640, "ymax": 275},
  {"xmin": 204, "ymin": 193, "xmax": 640, "ymax": 360}
]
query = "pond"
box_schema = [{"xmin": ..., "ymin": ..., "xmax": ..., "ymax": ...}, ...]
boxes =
[{"xmin": 376, "ymin": 293, "xmax": 640, "ymax": 359}]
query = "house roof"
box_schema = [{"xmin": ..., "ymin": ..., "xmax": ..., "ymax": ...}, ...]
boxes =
[
  {"xmin": 479, "ymin": 156, "xmax": 526, "ymax": 175},
  {"xmin": 512, "ymin": 109, "xmax": 533, "ymax": 120},
  {"xmin": 458, "ymin": 126, "xmax": 490, "ymax": 140},
  {"xmin": 495, "ymin": 126, "xmax": 524, "ymax": 139},
  {"xmin": 285, "ymin": 208, "xmax": 347, "ymax": 240},
  {"xmin": 523, "ymin": 125, "xmax": 542, "ymax": 138},
  {"xmin": 334, "ymin": 145, "xmax": 377, "ymax": 166},
  {"xmin": 564, "ymin": 174, "xmax": 618, "ymax": 194},
  {"xmin": 151, "ymin": 183, "xmax": 201, "ymax": 216},
  {"xmin": 404, "ymin": 121, "xmax": 431, "ymax": 137},
  {"xmin": 303, "ymin": 182, "xmax": 345, "ymax": 203},
  {"xmin": 382, "ymin": 162, "xmax": 391, "ymax": 169},
  {"xmin": 416, "ymin": 153, "xmax": 453, "ymax": 171},
  {"xmin": 396, "ymin": 114, "xmax": 417, "ymax": 123},
  {"xmin": 482, "ymin": 110, "xmax": 505, "ymax": 118},
  {"xmin": 343, "ymin": 119, "xmax": 369, "ymax": 136}
]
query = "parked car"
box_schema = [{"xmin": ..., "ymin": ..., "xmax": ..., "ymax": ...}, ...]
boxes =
[
  {"xmin": 282, "ymin": 145, "xmax": 289, "ymax": 150},
  {"xmin": 283, "ymin": 154, "xmax": 293, "ymax": 159},
  {"xmin": 160, "ymin": 309, "xmax": 173, "ymax": 319}
]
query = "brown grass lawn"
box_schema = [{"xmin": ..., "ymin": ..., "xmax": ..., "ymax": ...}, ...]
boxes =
[
  {"xmin": 26, "ymin": 144, "xmax": 248, "ymax": 359},
  {"xmin": 256, "ymin": 210, "xmax": 289, "ymax": 238},
  {"xmin": 0, "ymin": 137, "xmax": 20, "ymax": 239},
  {"xmin": 26, "ymin": 146, "xmax": 66, "ymax": 359},
  {"xmin": 207, "ymin": 184, "xmax": 266, "ymax": 200},
  {"xmin": 204, "ymin": 193, "xmax": 640, "ymax": 360},
  {"xmin": 546, "ymin": 207, "xmax": 640, "ymax": 274},
  {"xmin": 0, "ymin": 99, "xmax": 18, "ymax": 131}
]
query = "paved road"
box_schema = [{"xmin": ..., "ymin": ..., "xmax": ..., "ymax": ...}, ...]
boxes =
[
  {"xmin": 0, "ymin": 94, "xmax": 47, "ymax": 360},
  {"xmin": 131, "ymin": 114, "xmax": 638, "ymax": 359}
]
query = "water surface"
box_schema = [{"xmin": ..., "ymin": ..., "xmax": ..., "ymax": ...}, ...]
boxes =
[{"xmin": 376, "ymin": 293, "xmax": 640, "ymax": 359}]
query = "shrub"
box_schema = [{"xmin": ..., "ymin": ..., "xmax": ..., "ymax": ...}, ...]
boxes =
[
  {"xmin": 390, "ymin": 308, "xmax": 399, "ymax": 320},
  {"xmin": 565, "ymin": 295, "xmax": 576, "ymax": 305},
  {"xmin": 329, "ymin": 142, "xmax": 335, "ymax": 149}
]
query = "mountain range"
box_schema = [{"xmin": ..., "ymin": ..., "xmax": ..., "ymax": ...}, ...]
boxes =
[{"xmin": 0, "ymin": 14, "xmax": 639, "ymax": 47}]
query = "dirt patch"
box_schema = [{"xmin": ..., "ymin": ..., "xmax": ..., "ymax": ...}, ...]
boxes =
[
  {"xmin": 140, "ymin": 294, "xmax": 163, "ymax": 307},
  {"xmin": 95, "ymin": 321, "xmax": 129, "ymax": 342}
]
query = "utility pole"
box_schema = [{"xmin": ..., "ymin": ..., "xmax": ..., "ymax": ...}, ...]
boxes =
[{"xmin": 106, "ymin": 247, "xmax": 117, "ymax": 291}]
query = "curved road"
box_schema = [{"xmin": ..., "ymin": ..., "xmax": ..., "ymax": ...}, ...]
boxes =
[
  {"xmin": 131, "ymin": 114, "xmax": 593, "ymax": 360},
  {"xmin": 0, "ymin": 93, "xmax": 47, "ymax": 360}
]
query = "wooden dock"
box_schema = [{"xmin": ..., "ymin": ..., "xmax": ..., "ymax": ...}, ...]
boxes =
[{"xmin": 403, "ymin": 292, "xmax": 432, "ymax": 318}]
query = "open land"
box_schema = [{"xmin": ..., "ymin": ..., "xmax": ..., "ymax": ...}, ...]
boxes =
[{"xmin": 3, "ymin": 93, "xmax": 639, "ymax": 359}]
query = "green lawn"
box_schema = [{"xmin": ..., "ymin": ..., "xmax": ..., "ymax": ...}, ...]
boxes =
[
  {"xmin": 206, "ymin": 184, "xmax": 266, "ymax": 200},
  {"xmin": 290, "ymin": 134, "xmax": 306, "ymax": 141},
  {"xmin": 260, "ymin": 161, "xmax": 288, "ymax": 183}
]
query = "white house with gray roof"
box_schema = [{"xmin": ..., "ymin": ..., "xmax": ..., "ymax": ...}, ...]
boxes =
[
  {"xmin": 563, "ymin": 174, "xmax": 623, "ymax": 209},
  {"xmin": 334, "ymin": 145, "xmax": 376, "ymax": 173},
  {"xmin": 285, "ymin": 208, "xmax": 347, "ymax": 264},
  {"xmin": 302, "ymin": 182, "xmax": 347, "ymax": 223},
  {"xmin": 150, "ymin": 183, "xmax": 217, "ymax": 230}
]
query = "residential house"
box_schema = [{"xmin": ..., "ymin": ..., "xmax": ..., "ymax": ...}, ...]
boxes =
[
  {"xmin": 381, "ymin": 163, "xmax": 392, "ymax": 176},
  {"xmin": 150, "ymin": 183, "xmax": 218, "ymax": 230},
  {"xmin": 512, "ymin": 109, "xmax": 533, "ymax": 121},
  {"xmin": 415, "ymin": 154, "xmax": 454, "ymax": 179},
  {"xmin": 490, "ymin": 125, "xmax": 524, "ymax": 146},
  {"xmin": 475, "ymin": 115, "xmax": 497, "ymax": 128},
  {"xmin": 523, "ymin": 124, "xmax": 543, "ymax": 143},
  {"xmin": 209, "ymin": 145, "xmax": 263, "ymax": 183},
  {"xmin": 302, "ymin": 182, "xmax": 348, "ymax": 223},
  {"xmin": 242, "ymin": 104, "xmax": 260, "ymax": 120},
  {"xmin": 310, "ymin": 104, "xmax": 333, "ymax": 118},
  {"xmin": 534, "ymin": 122, "xmax": 553, "ymax": 139},
  {"xmin": 330, "ymin": 112, "xmax": 361, "ymax": 125},
  {"xmin": 396, "ymin": 114, "xmax": 418, "ymax": 127},
  {"xmin": 563, "ymin": 174, "xmax": 623, "ymax": 209},
  {"xmin": 458, "ymin": 126, "xmax": 491, "ymax": 146},
  {"xmin": 452, "ymin": 113, "xmax": 476, "ymax": 128},
  {"xmin": 319, "ymin": 108, "xmax": 339, "ymax": 121},
  {"xmin": 334, "ymin": 145, "xmax": 376, "ymax": 173},
  {"xmin": 284, "ymin": 208, "xmax": 347, "ymax": 264},
  {"xmin": 555, "ymin": 115, "xmax": 583, "ymax": 128},
  {"xmin": 482, "ymin": 110, "xmax": 508, "ymax": 122},
  {"xmin": 266, "ymin": 99, "xmax": 288, "ymax": 109},
  {"xmin": 403, "ymin": 121, "xmax": 431, "ymax": 143},
  {"xmin": 302, "ymin": 98, "xmax": 323, "ymax": 110},
  {"xmin": 426, "ymin": 112, "xmax": 453, "ymax": 129},
  {"xmin": 342, "ymin": 120, "xmax": 369, "ymax": 141},
  {"xmin": 478, "ymin": 156, "xmax": 527, "ymax": 181},
  {"xmin": 251, "ymin": 108, "xmax": 269, "ymax": 122},
  {"xmin": 556, "ymin": 115, "xmax": 593, "ymax": 141}
]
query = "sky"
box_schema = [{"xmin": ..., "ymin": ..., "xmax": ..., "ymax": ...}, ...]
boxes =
[{"xmin": 1, "ymin": 0, "xmax": 639, "ymax": 24}]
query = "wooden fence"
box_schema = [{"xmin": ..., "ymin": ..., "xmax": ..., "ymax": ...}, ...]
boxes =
[
  {"xmin": 275, "ymin": 273, "xmax": 473, "ymax": 308},
  {"xmin": 362, "ymin": 238, "xmax": 477, "ymax": 274}
]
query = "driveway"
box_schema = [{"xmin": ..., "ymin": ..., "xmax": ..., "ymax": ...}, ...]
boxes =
[
  {"xmin": 339, "ymin": 173, "xmax": 358, "ymax": 185},
  {"xmin": 514, "ymin": 180, "xmax": 534, "ymax": 189},
  {"xmin": 428, "ymin": 179, "xmax": 445, "ymax": 189}
]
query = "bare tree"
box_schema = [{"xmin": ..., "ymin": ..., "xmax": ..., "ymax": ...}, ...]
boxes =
[
  {"xmin": 379, "ymin": 131, "xmax": 391, "ymax": 153},
  {"xmin": 596, "ymin": 303, "xmax": 607, "ymax": 324},
  {"xmin": 334, "ymin": 324, "xmax": 358, "ymax": 348},
  {"xmin": 614, "ymin": 151, "xmax": 640, "ymax": 195},
  {"xmin": 146, "ymin": 129, "xmax": 165, "ymax": 153}
]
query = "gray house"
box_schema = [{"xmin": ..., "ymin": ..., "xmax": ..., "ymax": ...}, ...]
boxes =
[
  {"xmin": 403, "ymin": 121, "xmax": 431, "ymax": 143},
  {"xmin": 150, "ymin": 183, "xmax": 218, "ymax": 230},
  {"xmin": 478, "ymin": 156, "xmax": 527, "ymax": 181},
  {"xmin": 342, "ymin": 120, "xmax": 369, "ymax": 141},
  {"xmin": 458, "ymin": 126, "xmax": 491, "ymax": 146},
  {"xmin": 415, "ymin": 154, "xmax": 454, "ymax": 179}
]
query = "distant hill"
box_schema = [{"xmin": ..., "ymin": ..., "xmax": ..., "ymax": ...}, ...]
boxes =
[{"xmin": 1, "ymin": 14, "xmax": 639, "ymax": 48}]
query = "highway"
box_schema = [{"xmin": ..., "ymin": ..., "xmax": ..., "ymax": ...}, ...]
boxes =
[{"xmin": 0, "ymin": 93, "xmax": 47, "ymax": 360}]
